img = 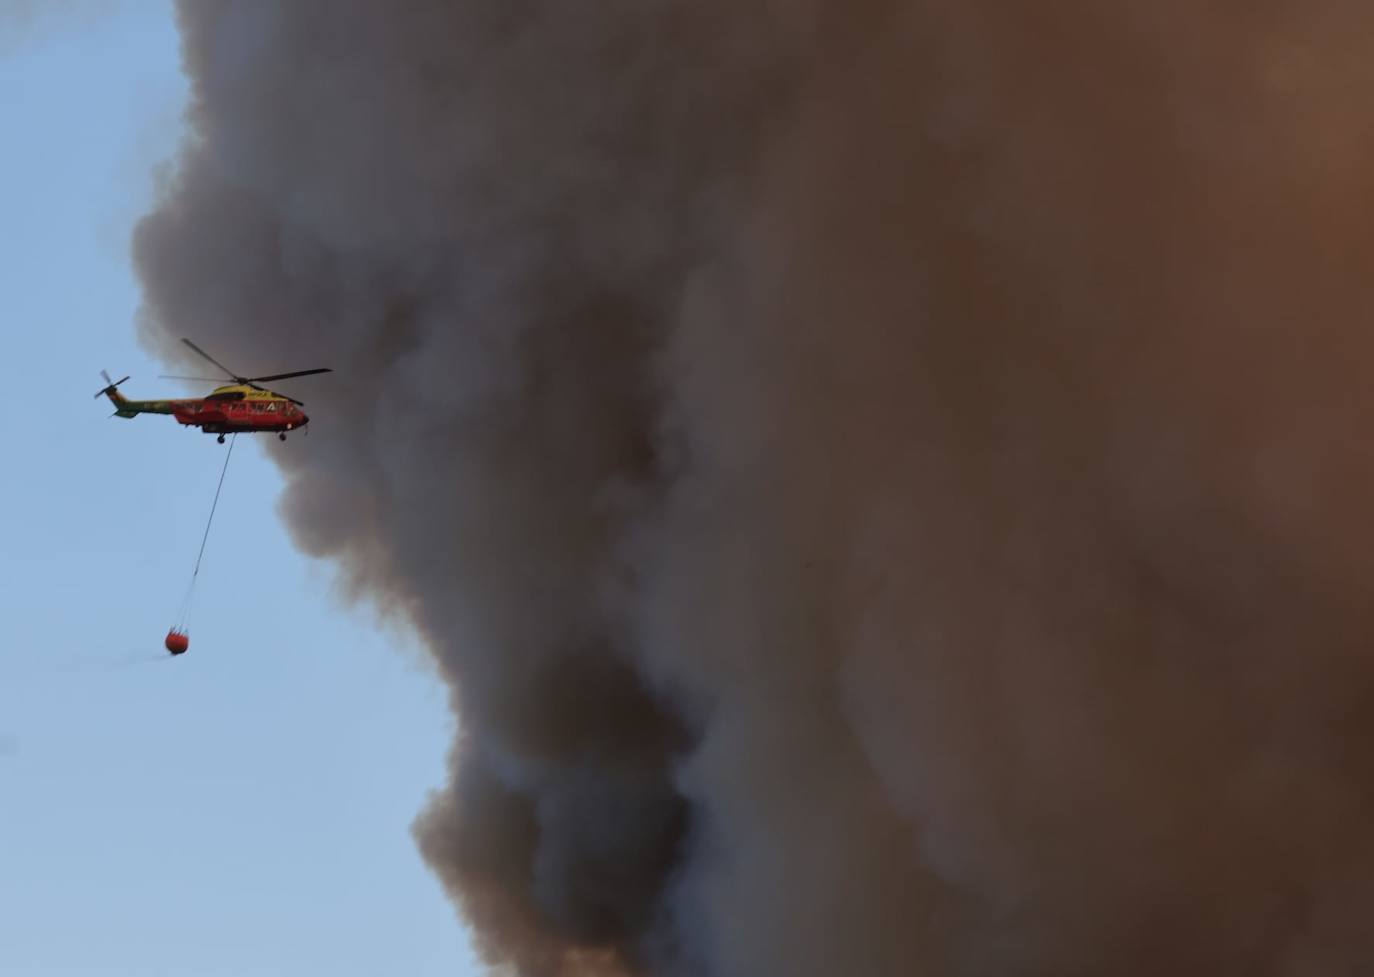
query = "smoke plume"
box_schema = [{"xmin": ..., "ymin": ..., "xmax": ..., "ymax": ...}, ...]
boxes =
[{"xmin": 135, "ymin": 2, "xmax": 1374, "ymax": 974}]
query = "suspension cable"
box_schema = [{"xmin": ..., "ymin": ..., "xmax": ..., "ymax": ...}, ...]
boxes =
[
  {"xmin": 173, "ymin": 434, "xmax": 236, "ymax": 631},
  {"xmin": 192, "ymin": 433, "xmax": 236, "ymax": 580}
]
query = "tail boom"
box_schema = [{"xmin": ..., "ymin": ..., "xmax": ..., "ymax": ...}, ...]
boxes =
[{"xmin": 101, "ymin": 386, "xmax": 177, "ymax": 418}]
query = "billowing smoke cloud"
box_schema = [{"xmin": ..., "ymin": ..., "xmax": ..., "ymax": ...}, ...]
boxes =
[{"xmin": 134, "ymin": 2, "xmax": 1374, "ymax": 974}]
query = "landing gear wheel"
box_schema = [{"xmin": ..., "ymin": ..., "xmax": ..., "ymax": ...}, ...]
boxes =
[
  {"xmin": 217, "ymin": 434, "xmax": 226, "ymax": 444},
  {"xmin": 278, "ymin": 433, "xmax": 287, "ymax": 441}
]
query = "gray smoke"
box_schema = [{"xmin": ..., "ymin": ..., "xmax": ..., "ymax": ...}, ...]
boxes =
[{"xmin": 134, "ymin": 2, "xmax": 1374, "ymax": 975}]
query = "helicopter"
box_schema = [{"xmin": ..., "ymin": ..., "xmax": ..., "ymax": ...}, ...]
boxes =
[{"xmin": 96, "ymin": 339, "xmax": 331, "ymax": 443}]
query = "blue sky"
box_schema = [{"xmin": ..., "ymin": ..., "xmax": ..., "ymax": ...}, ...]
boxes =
[{"xmin": 0, "ymin": 5, "xmax": 478, "ymax": 974}]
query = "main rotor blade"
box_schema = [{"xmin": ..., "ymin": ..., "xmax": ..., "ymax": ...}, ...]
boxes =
[
  {"xmin": 181, "ymin": 338, "xmax": 239, "ymax": 380},
  {"xmin": 243, "ymin": 368, "xmax": 333, "ymax": 383},
  {"xmin": 159, "ymin": 375, "xmax": 226, "ymax": 382}
]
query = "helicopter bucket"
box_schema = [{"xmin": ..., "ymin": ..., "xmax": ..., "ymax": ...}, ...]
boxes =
[{"xmin": 165, "ymin": 629, "xmax": 189, "ymax": 655}]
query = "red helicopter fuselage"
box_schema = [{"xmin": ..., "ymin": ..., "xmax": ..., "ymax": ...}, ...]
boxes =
[{"xmin": 169, "ymin": 389, "xmax": 309, "ymax": 435}]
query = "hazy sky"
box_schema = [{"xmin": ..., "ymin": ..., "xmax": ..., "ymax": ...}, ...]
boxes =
[{"xmin": 0, "ymin": 5, "xmax": 478, "ymax": 974}]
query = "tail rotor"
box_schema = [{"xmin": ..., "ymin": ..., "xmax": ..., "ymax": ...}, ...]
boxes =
[{"xmin": 94, "ymin": 370, "xmax": 130, "ymax": 400}]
